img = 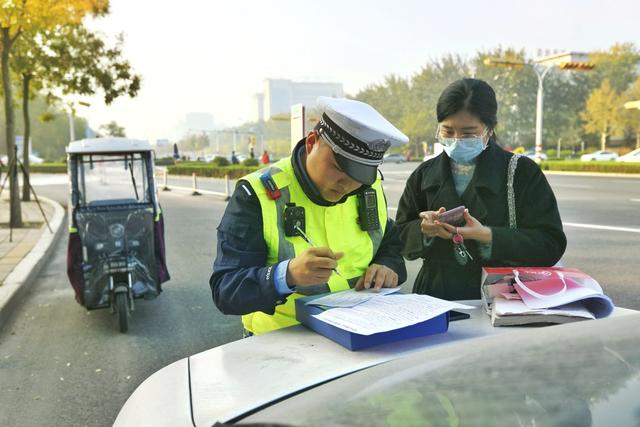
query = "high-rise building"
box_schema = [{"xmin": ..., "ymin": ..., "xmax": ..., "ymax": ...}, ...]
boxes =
[{"xmin": 255, "ymin": 79, "xmax": 344, "ymax": 121}]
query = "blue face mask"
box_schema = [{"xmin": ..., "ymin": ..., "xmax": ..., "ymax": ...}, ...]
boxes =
[{"xmin": 438, "ymin": 128, "xmax": 490, "ymax": 163}]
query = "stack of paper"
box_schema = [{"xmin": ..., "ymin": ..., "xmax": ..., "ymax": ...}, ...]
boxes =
[{"xmin": 312, "ymin": 293, "xmax": 473, "ymax": 336}]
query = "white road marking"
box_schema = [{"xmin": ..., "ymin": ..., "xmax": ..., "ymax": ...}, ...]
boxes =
[{"xmin": 563, "ymin": 222, "xmax": 640, "ymax": 234}]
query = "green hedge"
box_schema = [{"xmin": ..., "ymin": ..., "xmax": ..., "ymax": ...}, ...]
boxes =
[
  {"xmin": 27, "ymin": 163, "xmax": 68, "ymax": 173},
  {"xmin": 167, "ymin": 163, "xmax": 261, "ymax": 179},
  {"xmin": 539, "ymin": 160, "xmax": 640, "ymax": 174}
]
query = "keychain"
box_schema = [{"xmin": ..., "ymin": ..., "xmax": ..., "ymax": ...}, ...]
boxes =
[{"xmin": 452, "ymin": 228, "xmax": 473, "ymax": 266}]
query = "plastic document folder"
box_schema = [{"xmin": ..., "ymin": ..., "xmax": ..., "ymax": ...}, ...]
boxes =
[{"xmin": 295, "ymin": 294, "xmax": 450, "ymax": 351}]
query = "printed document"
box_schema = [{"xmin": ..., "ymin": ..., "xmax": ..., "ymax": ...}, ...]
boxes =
[
  {"xmin": 313, "ymin": 294, "xmax": 473, "ymax": 335},
  {"xmin": 305, "ymin": 288, "xmax": 400, "ymax": 308}
]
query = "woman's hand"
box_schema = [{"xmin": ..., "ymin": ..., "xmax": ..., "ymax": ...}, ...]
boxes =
[
  {"xmin": 439, "ymin": 209, "xmax": 492, "ymax": 243},
  {"xmin": 419, "ymin": 207, "xmax": 452, "ymax": 239}
]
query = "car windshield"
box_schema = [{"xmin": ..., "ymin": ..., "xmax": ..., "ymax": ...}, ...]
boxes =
[
  {"xmin": 74, "ymin": 153, "xmax": 150, "ymax": 207},
  {"xmin": 242, "ymin": 314, "xmax": 640, "ymax": 427}
]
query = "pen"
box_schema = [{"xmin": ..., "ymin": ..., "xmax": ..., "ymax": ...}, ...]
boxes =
[{"xmin": 294, "ymin": 225, "xmax": 343, "ymax": 277}]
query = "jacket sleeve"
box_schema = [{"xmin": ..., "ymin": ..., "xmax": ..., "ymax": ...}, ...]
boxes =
[
  {"xmin": 209, "ymin": 182, "xmax": 289, "ymax": 316},
  {"xmin": 371, "ymin": 217, "xmax": 408, "ymax": 284},
  {"xmin": 490, "ymin": 157, "xmax": 567, "ymax": 266},
  {"xmin": 395, "ymin": 170, "xmax": 432, "ymax": 261}
]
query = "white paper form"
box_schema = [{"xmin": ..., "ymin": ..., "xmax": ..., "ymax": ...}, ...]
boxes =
[
  {"xmin": 305, "ymin": 288, "xmax": 400, "ymax": 308},
  {"xmin": 313, "ymin": 294, "xmax": 474, "ymax": 335}
]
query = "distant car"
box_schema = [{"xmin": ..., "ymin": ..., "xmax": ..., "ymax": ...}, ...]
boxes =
[
  {"xmin": 383, "ymin": 153, "xmax": 405, "ymax": 163},
  {"xmin": 0, "ymin": 154, "xmax": 44, "ymax": 165},
  {"xmin": 225, "ymin": 153, "xmax": 248, "ymax": 163},
  {"xmin": 523, "ymin": 150, "xmax": 548, "ymax": 161},
  {"xmin": 615, "ymin": 148, "xmax": 640, "ymax": 163},
  {"xmin": 580, "ymin": 150, "xmax": 619, "ymax": 161}
]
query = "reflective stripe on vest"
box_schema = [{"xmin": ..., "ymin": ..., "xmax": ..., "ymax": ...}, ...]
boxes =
[{"xmin": 240, "ymin": 157, "xmax": 388, "ymax": 334}]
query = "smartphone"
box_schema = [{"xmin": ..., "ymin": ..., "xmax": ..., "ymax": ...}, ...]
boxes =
[
  {"xmin": 449, "ymin": 310, "xmax": 471, "ymax": 322},
  {"xmin": 439, "ymin": 205, "xmax": 466, "ymax": 226}
]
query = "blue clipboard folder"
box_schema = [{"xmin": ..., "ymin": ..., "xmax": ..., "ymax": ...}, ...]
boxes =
[{"xmin": 295, "ymin": 294, "xmax": 450, "ymax": 351}]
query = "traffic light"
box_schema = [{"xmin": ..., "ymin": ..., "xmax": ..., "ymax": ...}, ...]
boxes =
[{"xmin": 558, "ymin": 62, "xmax": 595, "ymax": 71}]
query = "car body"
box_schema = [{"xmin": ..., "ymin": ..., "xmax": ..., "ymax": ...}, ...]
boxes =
[
  {"xmin": 0, "ymin": 153, "xmax": 44, "ymax": 165},
  {"xmin": 114, "ymin": 301, "xmax": 638, "ymax": 427},
  {"xmin": 580, "ymin": 150, "xmax": 619, "ymax": 161},
  {"xmin": 383, "ymin": 153, "xmax": 405, "ymax": 163},
  {"xmin": 616, "ymin": 148, "xmax": 640, "ymax": 163},
  {"xmin": 523, "ymin": 150, "xmax": 548, "ymax": 161}
]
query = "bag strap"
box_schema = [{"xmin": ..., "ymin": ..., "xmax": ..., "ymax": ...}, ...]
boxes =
[{"xmin": 507, "ymin": 154, "xmax": 522, "ymax": 229}]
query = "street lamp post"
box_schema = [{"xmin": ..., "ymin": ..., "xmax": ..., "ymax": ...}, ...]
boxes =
[
  {"xmin": 533, "ymin": 65, "xmax": 552, "ymax": 163},
  {"xmin": 66, "ymin": 101, "xmax": 91, "ymax": 142}
]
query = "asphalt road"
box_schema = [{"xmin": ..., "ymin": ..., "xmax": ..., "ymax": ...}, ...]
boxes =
[{"xmin": 0, "ymin": 164, "xmax": 639, "ymax": 426}]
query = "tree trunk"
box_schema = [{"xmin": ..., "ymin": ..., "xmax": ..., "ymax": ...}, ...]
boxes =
[
  {"xmin": 1, "ymin": 28, "xmax": 22, "ymax": 227},
  {"xmin": 600, "ymin": 132, "xmax": 607, "ymax": 152},
  {"xmin": 22, "ymin": 74, "xmax": 31, "ymax": 201}
]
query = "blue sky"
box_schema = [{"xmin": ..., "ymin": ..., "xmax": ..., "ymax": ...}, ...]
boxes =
[{"xmin": 81, "ymin": 0, "xmax": 639, "ymax": 140}]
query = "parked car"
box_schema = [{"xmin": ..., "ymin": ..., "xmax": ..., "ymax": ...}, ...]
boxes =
[
  {"xmin": 616, "ymin": 148, "xmax": 640, "ymax": 163},
  {"xmin": 114, "ymin": 302, "xmax": 638, "ymax": 426},
  {"xmin": 580, "ymin": 150, "xmax": 619, "ymax": 161},
  {"xmin": 523, "ymin": 150, "xmax": 548, "ymax": 161},
  {"xmin": 0, "ymin": 153, "xmax": 44, "ymax": 165},
  {"xmin": 383, "ymin": 153, "xmax": 405, "ymax": 163}
]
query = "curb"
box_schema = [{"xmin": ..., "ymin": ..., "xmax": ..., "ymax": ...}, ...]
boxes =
[{"xmin": 0, "ymin": 196, "xmax": 66, "ymax": 330}]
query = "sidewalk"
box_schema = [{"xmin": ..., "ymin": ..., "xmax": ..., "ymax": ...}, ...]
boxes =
[{"xmin": 0, "ymin": 195, "xmax": 65, "ymax": 327}]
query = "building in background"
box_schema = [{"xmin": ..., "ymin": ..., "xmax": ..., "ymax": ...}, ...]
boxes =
[{"xmin": 255, "ymin": 79, "xmax": 343, "ymax": 122}]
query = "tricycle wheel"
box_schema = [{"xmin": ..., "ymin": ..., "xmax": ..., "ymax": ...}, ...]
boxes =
[{"xmin": 116, "ymin": 292, "xmax": 129, "ymax": 333}]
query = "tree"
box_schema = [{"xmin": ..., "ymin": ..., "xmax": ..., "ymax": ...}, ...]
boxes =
[
  {"xmin": 12, "ymin": 22, "xmax": 140, "ymax": 200},
  {"xmin": 1, "ymin": 0, "xmax": 107, "ymax": 226},
  {"xmin": 99, "ymin": 121, "xmax": 126, "ymax": 137},
  {"xmin": 581, "ymin": 80, "xmax": 625, "ymax": 151},
  {"xmin": 621, "ymin": 77, "xmax": 640, "ymax": 149},
  {"xmin": 178, "ymin": 133, "xmax": 210, "ymax": 154}
]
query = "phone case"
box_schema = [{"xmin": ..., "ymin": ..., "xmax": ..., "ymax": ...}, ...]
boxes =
[{"xmin": 439, "ymin": 206, "xmax": 466, "ymax": 226}]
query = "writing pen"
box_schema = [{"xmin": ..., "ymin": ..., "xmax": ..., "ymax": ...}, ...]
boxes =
[{"xmin": 294, "ymin": 225, "xmax": 343, "ymax": 277}]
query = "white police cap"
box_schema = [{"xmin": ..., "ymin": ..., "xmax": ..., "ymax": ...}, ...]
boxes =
[{"xmin": 315, "ymin": 96, "xmax": 409, "ymax": 185}]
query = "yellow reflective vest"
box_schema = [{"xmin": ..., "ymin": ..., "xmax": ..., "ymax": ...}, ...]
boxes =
[{"xmin": 241, "ymin": 157, "xmax": 388, "ymax": 334}]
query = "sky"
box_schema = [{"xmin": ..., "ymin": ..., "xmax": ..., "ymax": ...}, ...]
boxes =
[{"xmin": 78, "ymin": 0, "xmax": 640, "ymax": 141}]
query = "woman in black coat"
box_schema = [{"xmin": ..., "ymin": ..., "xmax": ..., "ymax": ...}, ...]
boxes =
[{"xmin": 396, "ymin": 78, "xmax": 566, "ymax": 300}]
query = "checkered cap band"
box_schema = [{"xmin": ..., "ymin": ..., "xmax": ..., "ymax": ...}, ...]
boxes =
[{"xmin": 315, "ymin": 113, "xmax": 390, "ymax": 164}]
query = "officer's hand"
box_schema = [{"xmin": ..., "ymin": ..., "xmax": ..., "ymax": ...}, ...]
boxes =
[
  {"xmin": 286, "ymin": 247, "xmax": 344, "ymax": 286},
  {"xmin": 355, "ymin": 264, "xmax": 398, "ymax": 292},
  {"xmin": 419, "ymin": 207, "xmax": 451, "ymax": 239}
]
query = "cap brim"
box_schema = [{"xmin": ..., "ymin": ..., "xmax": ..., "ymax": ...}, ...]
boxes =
[{"xmin": 335, "ymin": 152, "xmax": 378, "ymax": 186}]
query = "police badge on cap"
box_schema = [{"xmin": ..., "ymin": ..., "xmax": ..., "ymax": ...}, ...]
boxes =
[{"xmin": 314, "ymin": 97, "xmax": 409, "ymax": 185}]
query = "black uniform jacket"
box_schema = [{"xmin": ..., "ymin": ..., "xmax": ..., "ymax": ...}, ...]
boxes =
[{"xmin": 396, "ymin": 140, "xmax": 567, "ymax": 300}]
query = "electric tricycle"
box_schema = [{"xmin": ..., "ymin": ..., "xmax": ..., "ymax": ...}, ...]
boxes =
[{"xmin": 66, "ymin": 138, "xmax": 170, "ymax": 332}]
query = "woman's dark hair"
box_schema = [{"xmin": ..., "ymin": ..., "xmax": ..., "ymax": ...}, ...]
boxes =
[{"xmin": 436, "ymin": 78, "xmax": 498, "ymax": 129}]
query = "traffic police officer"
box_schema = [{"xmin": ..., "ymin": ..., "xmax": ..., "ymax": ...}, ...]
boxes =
[{"xmin": 210, "ymin": 97, "xmax": 409, "ymax": 335}]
